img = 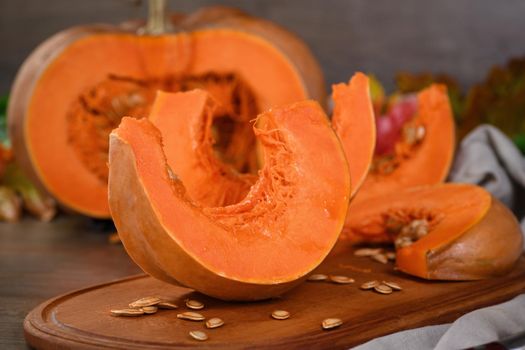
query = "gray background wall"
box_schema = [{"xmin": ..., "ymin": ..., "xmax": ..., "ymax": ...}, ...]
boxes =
[{"xmin": 1, "ymin": 0, "xmax": 525, "ymax": 95}]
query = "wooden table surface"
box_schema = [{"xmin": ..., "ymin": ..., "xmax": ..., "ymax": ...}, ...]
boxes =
[{"xmin": 0, "ymin": 215, "xmax": 141, "ymax": 349}]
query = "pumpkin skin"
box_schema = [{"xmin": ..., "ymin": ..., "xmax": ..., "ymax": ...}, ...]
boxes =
[
  {"xmin": 332, "ymin": 72, "xmax": 376, "ymax": 198},
  {"xmin": 8, "ymin": 7, "xmax": 325, "ymax": 218},
  {"xmin": 108, "ymin": 100, "xmax": 351, "ymax": 301},
  {"xmin": 348, "ymin": 184, "xmax": 523, "ymax": 280},
  {"xmin": 341, "ymin": 84, "xmax": 455, "ymax": 241}
]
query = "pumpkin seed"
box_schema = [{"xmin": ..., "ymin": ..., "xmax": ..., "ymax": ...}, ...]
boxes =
[
  {"xmin": 177, "ymin": 311, "xmax": 205, "ymax": 321},
  {"xmin": 157, "ymin": 301, "xmax": 178, "ymax": 309},
  {"xmin": 185, "ymin": 299, "xmax": 204, "ymax": 310},
  {"xmin": 382, "ymin": 281, "xmax": 402, "ymax": 291},
  {"xmin": 307, "ymin": 273, "xmax": 328, "ymax": 282},
  {"xmin": 110, "ymin": 308, "xmax": 144, "ymax": 317},
  {"xmin": 189, "ymin": 330, "xmax": 208, "ymax": 341},
  {"xmin": 386, "ymin": 252, "xmax": 396, "ymax": 260},
  {"xmin": 129, "ymin": 296, "xmax": 161, "ymax": 308},
  {"xmin": 416, "ymin": 125, "xmax": 426, "ymax": 141},
  {"xmin": 360, "ymin": 280, "xmax": 380, "ymax": 290},
  {"xmin": 271, "ymin": 310, "xmax": 290, "ymax": 320},
  {"xmin": 141, "ymin": 306, "xmax": 158, "ymax": 314},
  {"xmin": 371, "ymin": 254, "xmax": 388, "ymax": 264},
  {"xmin": 329, "ymin": 275, "xmax": 355, "ymax": 284},
  {"xmin": 354, "ymin": 248, "xmax": 382, "ymax": 257},
  {"xmin": 206, "ymin": 317, "xmax": 224, "ymax": 329},
  {"xmin": 322, "ymin": 318, "xmax": 343, "ymax": 330},
  {"xmin": 374, "ymin": 284, "xmax": 393, "ymax": 294}
]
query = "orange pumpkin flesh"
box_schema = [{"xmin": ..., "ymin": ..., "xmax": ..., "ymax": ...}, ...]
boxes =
[
  {"xmin": 342, "ymin": 84, "xmax": 455, "ymax": 241},
  {"xmin": 108, "ymin": 101, "xmax": 351, "ymax": 300},
  {"xmin": 332, "ymin": 72, "xmax": 376, "ymax": 198},
  {"xmin": 9, "ymin": 7, "xmax": 325, "ymax": 218},
  {"xmin": 148, "ymin": 90, "xmax": 255, "ymax": 207},
  {"xmin": 348, "ymin": 184, "xmax": 523, "ymax": 280}
]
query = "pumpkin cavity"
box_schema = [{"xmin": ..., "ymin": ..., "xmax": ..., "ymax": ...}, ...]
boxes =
[
  {"xmin": 372, "ymin": 95, "xmax": 426, "ymax": 175},
  {"xmin": 67, "ymin": 72, "xmax": 259, "ymax": 184}
]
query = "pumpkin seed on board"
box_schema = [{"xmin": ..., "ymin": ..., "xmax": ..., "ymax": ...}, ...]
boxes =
[
  {"xmin": 206, "ymin": 317, "xmax": 225, "ymax": 329},
  {"xmin": 329, "ymin": 275, "xmax": 355, "ymax": 284},
  {"xmin": 382, "ymin": 281, "xmax": 402, "ymax": 291},
  {"xmin": 386, "ymin": 252, "xmax": 396, "ymax": 260},
  {"xmin": 354, "ymin": 248, "xmax": 383, "ymax": 257},
  {"xmin": 141, "ymin": 306, "xmax": 158, "ymax": 314},
  {"xmin": 129, "ymin": 296, "xmax": 161, "ymax": 308},
  {"xmin": 360, "ymin": 280, "xmax": 380, "ymax": 290},
  {"xmin": 307, "ymin": 273, "xmax": 328, "ymax": 282},
  {"xmin": 177, "ymin": 312, "xmax": 205, "ymax": 321},
  {"xmin": 189, "ymin": 330, "xmax": 208, "ymax": 341},
  {"xmin": 271, "ymin": 310, "xmax": 290, "ymax": 320},
  {"xmin": 371, "ymin": 253, "xmax": 388, "ymax": 264},
  {"xmin": 322, "ymin": 318, "xmax": 343, "ymax": 330},
  {"xmin": 185, "ymin": 299, "xmax": 204, "ymax": 310},
  {"xmin": 374, "ymin": 284, "xmax": 393, "ymax": 294},
  {"xmin": 110, "ymin": 308, "xmax": 144, "ymax": 317},
  {"xmin": 157, "ymin": 301, "xmax": 178, "ymax": 309}
]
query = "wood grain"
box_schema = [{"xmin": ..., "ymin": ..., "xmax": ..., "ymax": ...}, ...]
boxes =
[{"xmin": 24, "ymin": 240, "xmax": 525, "ymax": 349}]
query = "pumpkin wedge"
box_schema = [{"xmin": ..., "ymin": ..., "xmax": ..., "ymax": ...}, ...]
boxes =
[
  {"xmin": 148, "ymin": 90, "xmax": 255, "ymax": 207},
  {"xmin": 332, "ymin": 72, "xmax": 376, "ymax": 198},
  {"xmin": 341, "ymin": 84, "xmax": 455, "ymax": 241},
  {"xmin": 8, "ymin": 6, "xmax": 325, "ymax": 218},
  {"xmin": 108, "ymin": 100, "xmax": 351, "ymax": 300},
  {"xmin": 348, "ymin": 184, "xmax": 522, "ymax": 280}
]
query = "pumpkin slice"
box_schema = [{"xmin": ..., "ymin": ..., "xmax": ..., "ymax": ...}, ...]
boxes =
[
  {"xmin": 348, "ymin": 184, "xmax": 522, "ymax": 280},
  {"xmin": 341, "ymin": 84, "xmax": 455, "ymax": 241},
  {"xmin": 9, "ymin": 7, "xmax": 325, "ymax": 218},
  {"xmin": 149, "ymin": 90, "xmax": 255, "ymax": 207},
  {"xmin": 108, "ymin": 101, "xmax": 351, "ymax": 300},
  {"xmin": 332, "ymin": 72, "xmax": 376, "ymax": 198}
]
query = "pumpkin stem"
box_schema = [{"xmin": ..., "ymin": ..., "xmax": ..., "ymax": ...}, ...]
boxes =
[{"xmin": 143, "ymin": 0, "xmax": 172, "ymax": 35}]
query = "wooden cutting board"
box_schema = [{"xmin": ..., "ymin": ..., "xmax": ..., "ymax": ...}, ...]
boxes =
[{"xmin": 24, "ymin": 240, "xmax": 525, "ymax": 349}]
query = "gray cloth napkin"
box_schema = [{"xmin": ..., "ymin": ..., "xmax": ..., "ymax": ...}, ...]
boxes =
[{"xmin": 353, "ymin": 125, "xmax": 525, "ymax": 349}]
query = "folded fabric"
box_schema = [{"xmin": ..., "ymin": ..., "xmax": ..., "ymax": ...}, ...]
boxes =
[{"xmin": 353, "ymin": 125, "xmax": 525, "ymax": 349}]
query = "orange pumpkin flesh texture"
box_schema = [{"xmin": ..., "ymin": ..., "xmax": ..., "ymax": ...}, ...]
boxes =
[
  {"xmin": 149, "ymin": 90, "xmax": 255, "ymax": 207},
  {"xmin": 348, "ymin": 184, "xmax": 523, "ymax": 280},
  {"xmin": 332, "ymin": 72, "xmax": 376, "ymax": 198},
  {"xmin": 8, "ymin": 6, "xmax": 325, "ymax": 218},
  {"xmin": 108, "ymin": 101, "xmax": 351, "ymax": 300},
  {"xmin": 342, "ymin": 84, "xmax": 456, "ymax": 241}
]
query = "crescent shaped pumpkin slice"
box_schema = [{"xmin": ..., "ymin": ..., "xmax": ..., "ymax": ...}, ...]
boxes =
[
  {"xmin": 347, "ymin": 184, "xmax": 522, "ymax": 280},
  {"xmin": 148, "ymin": 89, "xmax": 255, "ymax": 207},
  {"xmin": 332, "ymin": 72, "xmax": 376, "ymax": 199},
  {"xmin": 342, "ymin": 84, "xmax": 455, "ymax": 242},
  {"xmin": 108, "ymin": 100, "xmax": 351, "ymax": 301}
]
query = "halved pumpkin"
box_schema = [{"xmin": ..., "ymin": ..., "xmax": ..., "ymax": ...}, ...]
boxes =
[
  {"xmin": 348, "ymin": 184, "xmax": 522, "ymax": 280},
  {"xmin": 342, "ymin": 84, "xmax": 455, "ymax": 241},
  {"xmin": 8, "ymin": 6, "xmax": 325, "ymax": 218},
  {"xmin": 108, "ymin": 100, "xmax": 351, "ymax": 300},
  {"xmin": 332, "ymin": 72, "xmax": 376, "ymax": 198}
]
